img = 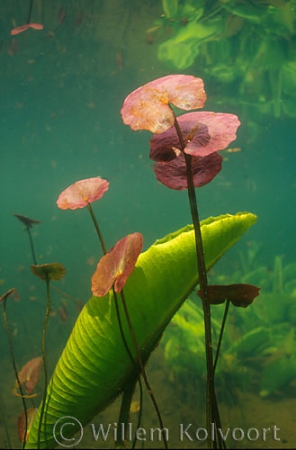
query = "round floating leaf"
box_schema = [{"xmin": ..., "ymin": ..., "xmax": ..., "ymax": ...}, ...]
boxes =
[
  {"xmin": 150, "ymin": 111, "xmax": 241, "ymax": 159},
  {"xmin": 91, "ymin": 232, "xmax": 143, "ymax": 296},
  {"xmin": 198, "ymin": 283, "xmax": 260, "ymax": 307},
  {"xmin": 11, "ymin": 23, "xmax": 43, "ymax": 35},
  {"xmin": 30, "ymin": 263, "xmax": 66, "ymax": 281},
  {"xmin": 56, "ymin": 177, "xmax": 109, "ymax": 210},
  {"xmin": 15, "ymin": 357, "xmax": 43, "ymax": 396},
  {"xmin": 18, "ymin": 408, "xmax": 38, "ymax": 443},
  {"xmin": 121, "ymin": 75, "xmax": 206, "ymax": 134},
  {"xmin": 154, "ymin": 152, "xmax": 223, "ymax": 190}
]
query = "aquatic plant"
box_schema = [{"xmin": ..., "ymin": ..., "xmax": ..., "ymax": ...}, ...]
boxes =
[
  {"xmin": 13, "ymin": 214, "xmax": 41, "ymax": 265},
  {"xmin": 16, "ymin": 74, "xmax": 259, "ymax": 449},
  {"xmin": 121, "ymin": 74, "xmax": 258, "ymax": 447},
  {"xmin": 10, "ymin": 0, "xmax": 43, "ymax": 35},
  {"xmin": 30, "ymin": 263, "xmax": 66, "ymax": 448},
  {"xmin": 25, "ymin": 214, "xmax": 256, "ymax": 449},
  {"xmin": 56, "ymin": 176, "xmax": 109, "ymax": 253},
  {"xmin": 151, "ymin": 0, "xmax": 296, "ymax": 120},
  {"xmin": 202, "ymin": 253, "xmax": 296, "ymax": 398},
  {"xmin": 0, "ymin": 288, "xmax": 28, "ymax": 448},
  {"xmin": 57, "ymin": 177, "xmax": 165, "ymax": 447},
  {"xmin": 13, "ymin": 357, "xmax": 43, "ymax": 399}
]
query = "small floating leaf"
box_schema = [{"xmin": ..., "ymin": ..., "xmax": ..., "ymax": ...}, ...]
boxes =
[
  {"xmin": 154, "ymin": 152, "xmax": 222, "ymax": 190},
  {"xmin": 91, "ymin": 233, "xmax": 143, "ymax": 296},
  {"xmin": 121, "ymin": 75, "xmax": 206, "ymax": 134},
  {"xmin": 198, "ymin": 283, "xmax": 260, "ymax": 307},
  {"xmin": 14, "ymin": 357, "xmax": 43, "ymax": 397},
  {"xmin": 18, "ymin": 408, "xmax": 38, "ymax": 443},
  {"xmin": 13, "ymin": 214, "xmax": 41, "ymax": 228},
  {"xmin": 56, "ymin": 177, "xmax": 109, "ymax": 210},
  {"xmin": 30, "ymin": 263, "xmax": 66, "ymax": 281}
]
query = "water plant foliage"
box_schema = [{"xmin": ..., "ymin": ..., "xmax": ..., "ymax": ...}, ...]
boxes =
[{"xmin": 26, "ymin": 212, "xmax": 257, "ymax": 448}]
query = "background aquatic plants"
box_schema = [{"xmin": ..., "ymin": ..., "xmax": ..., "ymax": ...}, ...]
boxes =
[
  {"xmin": 25, "ymin": 212, "xmax": 257, "ymax": 448},
  {"xmin": 152, "ymin": 0, "xmax": 296, "ymax": 121}
]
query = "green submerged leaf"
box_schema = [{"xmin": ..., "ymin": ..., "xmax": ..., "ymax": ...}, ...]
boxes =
[{"xmin": 26, "ymin": 212, "xmax": 257, "ymax": 448}]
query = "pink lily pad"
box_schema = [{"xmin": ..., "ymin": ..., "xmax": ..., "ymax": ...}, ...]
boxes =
[
  {"xmin": 91, "ymin": 233, "xmax": 143, "ymax": 296},
  {"xmin": 18, "ymin": 408, "xmax": 38, "ymax": 443},
  {"xmin": 57, "ymin": 177, "xmax": 109, "ymax": 210},
  {"xmin": 150, "ymin": 111, "xmax": 241, "ymax": 160},
  {"xmin": 11, "ymin": 23, "xmax": 43, "ymax": 35},
  {"xmin": 154, "ymin": 152, "xmax": 223, "ymax": 190},
  {"xmin": 198, "ymin": 284, "xmax": 260, "ymax": 308},
  {"xmin": 15, "ymin": 357, "xmax": 43, "ymax": 396},
  {"xmin": 121, "ymin": 75, "xmax": 206, "ymax": 134}
]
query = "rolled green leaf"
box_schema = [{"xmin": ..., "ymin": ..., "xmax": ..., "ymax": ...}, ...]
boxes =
[{"xmin": 26, "ymin": 212, "xmax": 257, "ymax": 448}]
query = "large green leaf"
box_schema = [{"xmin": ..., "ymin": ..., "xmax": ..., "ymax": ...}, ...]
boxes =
[{"xmin": 26, "ymin": 212, "xmax": 257, "ymax": 448}]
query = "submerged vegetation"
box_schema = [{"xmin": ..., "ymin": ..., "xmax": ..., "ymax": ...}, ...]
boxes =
[
  {"xmin": 1, "ymin": 74, "xmax": 262, "ymax": 449},
  {"xmin": 1, "ymin": 1, "xmax": 295, "ymax": 449},
  {"xmin": 150, "ymin": 0, "xmax": 296, "ymax": 121}
]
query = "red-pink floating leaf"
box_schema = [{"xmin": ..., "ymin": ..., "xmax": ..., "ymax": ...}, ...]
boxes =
[
  {"xmin": 150, "ymin": 121, "xmax": 211, "ymax": 162},
  {"xmin": 10, "ymin": 23, "xmax": 43, "ymax": 35},
  {"xmin": 150, "ymin": 111, "xmax": 240, "ymax": 160},
  {"xmin": 28, "ymin": 23, "xmax": 43, "ymax": 30},
  {"xmin": 183, "ymin": 112, "xmax": 241, "ymax": 157},
  {"xmin": 18, "ymin": 408, "xmax": 38, "ymax": 443},
  {"xmin": 121, "ymin": 75, "xmax": 206, "ymax": 134},
  {"xmin": 57, "ymin": 177, "xmax": 109, "ymax": 210},
  {"xmin": 11, "ymin": 24, "xmax": 30, "ymax": 35},
  {"xmin": 154, "ymin": 152, "xmax": 223, "ymax": 190},
  {"xmin": 91, "ymin": 233, "xmax": 143, "ymax": 297},
  {"xmin": 16, "ymin": 357, "xmax": 43, "ymax": 395},
  {"xmin": 197, "ymin": 284, "xmax": 260, "ymax": 308}
]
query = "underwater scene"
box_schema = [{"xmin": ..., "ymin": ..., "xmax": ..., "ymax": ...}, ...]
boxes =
[{"xmin": 1, "ymin": 0, "xmax": 296, "ymax": 448}]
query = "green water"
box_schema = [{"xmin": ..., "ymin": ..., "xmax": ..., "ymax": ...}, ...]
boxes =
[{"xmin": 1, "ymin": 0, "xmax": 296, "ymax": 448}]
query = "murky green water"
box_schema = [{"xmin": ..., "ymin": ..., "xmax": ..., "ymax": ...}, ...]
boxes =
[{"xmin": 1, "ymin": 1, "xmax": 296, "ymax": 448}]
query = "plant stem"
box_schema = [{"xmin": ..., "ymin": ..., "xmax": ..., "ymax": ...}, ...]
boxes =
[
  {"xmin": 88, "ymin": 210, "xmax": 146, "ymax": 448},
  {"xmin": 87, "ymin": 203, "xmax": 107, "ymax": 254},
  {"xmin": 115, "ymin": 382, "xmax": 136, "ymax": 448},
  {"xmin": 120, "ymin": 290, "xmax": 168, "ymax": 449},
  {"xmin": 2, "ymin": 295, "xmax": 28, "ymax": 448},
  {"xmin": 113, "ymin": 292, "xmax": 143, "ymax": 449},
  {"xmin": 27, "ymin": 226, "xmax": 37, "ymax": 265},
  {"xmin": 214, "ymin": 300, "xmax": 230, "ymax": 373},
  {"xmin": 37, "ymin": 276, "xmax": 51, "ymax": 448},
  {"xmin": 173, "ymin": 115, "xmax": 221, "ymax": 448}
]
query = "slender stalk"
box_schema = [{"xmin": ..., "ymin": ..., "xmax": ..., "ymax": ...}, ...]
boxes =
[
  {"xmin": 214, "ymin": 300, "xmax": 230, "ymax": 373},
  {"xmin": 115, "ymin": 382, "xmax": 136, "ymax": 448},
  {"xmin": 2, "ymin": 295, "xmax": 28, "ymax": 448},
  {"xmin": 27, "ymin": 226, "xmax": 37, "ymax": 265},
  {"xmin": 27, "ymin": 0, "xmax": 34, "ymax": 23},
  {"xmin": 113, "ymin": 292, "xmax": 143, "ymax": 449},
  {"xmin": 37, "ymin": 276, "xmax": 51, "ymax": 448},
  {"xmin": 87, "ymin": 203, "xmax": 107, "ymax": 254},
  {"xmin": 87, "ymin": 208, "xmax": 146, "ymax": 448},
  {"xmin": 120, "ymin": 290, "xmax": 168, "ymax": 449},
  {"xmin": 173, "ymin": 114, "xmax": 221, "ymax": 448}
]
